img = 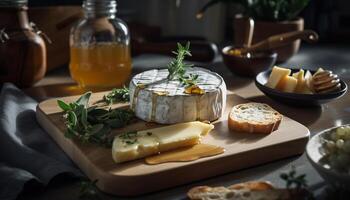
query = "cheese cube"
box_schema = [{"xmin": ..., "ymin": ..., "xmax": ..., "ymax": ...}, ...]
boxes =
[
  {"xmin": 266, "ymin": 66, "xmax": 291, "ymax": 88},
  {"xmin": 276, "ymin": 76, "xmax": 298, "ymax": 93},
  {"xmin": 112, "ymin": 121, "xmax": 214, "ymax": 163}
]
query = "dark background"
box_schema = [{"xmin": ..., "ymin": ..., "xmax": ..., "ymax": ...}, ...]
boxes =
[{"xmin": 27, "ymin": 0, "xmax": 350, "ymax": 43}]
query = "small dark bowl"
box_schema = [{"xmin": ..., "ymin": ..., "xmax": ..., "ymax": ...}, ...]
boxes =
[
  {"xmin": 222, "ymin": 45, "xmax": 277, "ymax": 77},
  {"xmin": 255, "ymin": 69, "xmax": 348, "ymax": 106}
]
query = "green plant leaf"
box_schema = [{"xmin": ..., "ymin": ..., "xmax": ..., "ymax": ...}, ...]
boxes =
[
  {"xmin": 79, "ymin": 179, "xmax": 100, "ymax": 199},
  {"xmin": 103, "ymin": 87, "xmax": 130, "ymax": 105},
  {"xmin": 67, "ymin": 111, "xmax": 77, "ymax": 127},
  {"xmin": 58, "ymin": 91, "xmax": 134, "ymax": 148},
  {"xmin": 76, "ymin": 92, "xmax": 92, "ymax": 107},
  {"xmin": 106, "ymin": 119, "xmax": 124, "ymax": 128},
  {"xmin": 65, "ymin": 128, "xmax": 76, "ymax": 139},
  {"xmin": 81, "ymin": 108, "xmax": 88, "ymax": 128},
  {"xmin": 57, "ymin": 100, "xmax": 71, "ymax": 111},
  {"xmin": 90, "ymin": 124, "xmax": 104, "ymax": 134}
]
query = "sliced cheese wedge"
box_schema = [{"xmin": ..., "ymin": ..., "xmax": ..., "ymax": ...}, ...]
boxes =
[
  {"xmin": 266, "ymin": 66, "xmax": 291, "ymax": 88},
  {"xmin": 294, "ymin": 69, "xmax": 305, "ymax": 93},
  {"xmin": 276, "ymin": 75, "xmax": 298, "ymax": 93},
  {"xmin": 303, "ymin": 70, "xmax": 313, "ymax": 94},
  {"xmin": 112, "ymin": 121, "xmax": 214, "ymax": 163}
]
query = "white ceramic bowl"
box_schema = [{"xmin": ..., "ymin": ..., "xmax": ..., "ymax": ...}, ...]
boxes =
[{"xmin": 306, "ymin": 125, "xmax": 350, "ymax": 190}]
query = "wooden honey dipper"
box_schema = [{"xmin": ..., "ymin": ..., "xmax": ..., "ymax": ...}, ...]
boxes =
[{"xmin": 312, "ymin": 70, "xmax": 341, "ymax": 94}]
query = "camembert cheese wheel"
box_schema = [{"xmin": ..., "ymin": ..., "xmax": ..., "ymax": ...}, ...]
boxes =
[{"xmin": 129, "ymin": 67, "xmax": 227, "ymax": 124}]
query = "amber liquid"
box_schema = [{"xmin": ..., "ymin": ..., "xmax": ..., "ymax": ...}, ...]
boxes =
[
  {"xmin": 70, "ymin": 43, "xmax": 132, "ymax": 88},
  {"xmin": 145, "ymin": 144, "xmax": 225, "ymax": 165}
]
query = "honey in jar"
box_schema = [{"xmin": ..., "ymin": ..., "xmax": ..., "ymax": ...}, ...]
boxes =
[
  {"xmin": 70, "ymin": 0, "xmax": 131, "ymax": 88},
  {"xmin": 70, "ymin": 43, "xmax": 131, "ymax": 88}
]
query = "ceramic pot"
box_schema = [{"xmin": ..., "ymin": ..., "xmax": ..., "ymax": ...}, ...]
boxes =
[{"xmin": 233, "ymin": 16, "xmax": 304, "ymax": 63}]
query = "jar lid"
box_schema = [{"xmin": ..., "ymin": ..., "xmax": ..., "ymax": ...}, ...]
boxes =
[
  {"xmin": 0, "ymin": 0, "xmax": 27, "ymax": 7},
  {"xmin": 83, "ymin": 0, "xmax": 117, "ymax": 17}
]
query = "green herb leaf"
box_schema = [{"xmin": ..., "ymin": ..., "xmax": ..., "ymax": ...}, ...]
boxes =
[
  {"xmin": 57, "ymin": 92, "xmax": 135, "ymax": 148},
  {"xmin": 81, "ymin": 108, "xmax": 88, "ymax": 128},
  {"xmin": 103, "ymin": 87, "xmax": 130, "ymax": 105},
  {"xmin": 79, "ymin": 179, "xmax": 101, "ymax": 199},
  {"xmin": 167, "ymin": 42, "xmax": 193, "ymax": 81},
  {"xmin": 76, "ymin": 92, "xmax": 92, "ymax": 107},
  {"xmin": 90, "ymin": 124, "xmax": 104, "ymax": 134},
  {"xmin": 57, "ymin": 100, "xmax": 71, "ymax": 111},
  {"xmin": 67, "ymin": 111, "xmax": 77, "ymax": 127},
  {"xmin": 280, "ymin": 166, "xmax": 308, "ymax": 190}
]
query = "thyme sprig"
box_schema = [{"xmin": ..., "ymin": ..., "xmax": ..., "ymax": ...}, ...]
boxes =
[
  {"xmin": 280, "ymin": 166, "xmax": 307, "ymax": 190},
  {"xmin": 280, "ymin": 166, "xmax": 315, "ymax": 199},
  {"xmin": 103, "ymin": 87, "xmax": 129, "ymax": 105},
  {"xmin": 57, "ymin": 92, "xmax": 134, "ymax": 147},
  {"xmin": 167, "ymin": 42, "xmax": 199, "ymax": 87},
  {"xmin": 179, "ymin": 73, "xmax": 199, "ymax": 87}
]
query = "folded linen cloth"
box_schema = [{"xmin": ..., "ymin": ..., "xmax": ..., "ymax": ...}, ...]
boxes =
[{"xmin": 0, "ymin": 83, "xmax": 82, "ymax": 200}]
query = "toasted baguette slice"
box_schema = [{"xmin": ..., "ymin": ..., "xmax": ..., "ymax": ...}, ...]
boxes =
[
  {"xmin": 188, "ymin": 181, "xmax": 301, "ymax": 200},
  {"xmin": 228, "ymin": 103, "xmax": 282, "ymax": 134}
]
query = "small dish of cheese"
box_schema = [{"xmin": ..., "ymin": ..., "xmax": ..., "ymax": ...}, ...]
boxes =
[{"xmin": 255, "ymin": 66, "xmax": 347, "ymax": 106}]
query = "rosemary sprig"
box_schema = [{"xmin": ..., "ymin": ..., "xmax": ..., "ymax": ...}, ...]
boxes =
[
  {"xmin": 167, "ymin": 42, "xmax": 199, "ymax": 87},
  {"xmin": 103, "ymin": 87, "xmax": 129, "ymax": 105},
  {"xmin": 57, "ymin": 92, "xmax": 134, "ymax": 147},
  {"xmin": 179, "ymin": 73, "xmax": 199, "ymax": 87}
]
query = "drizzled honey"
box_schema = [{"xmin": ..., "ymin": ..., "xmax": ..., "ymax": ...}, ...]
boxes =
[
  {"xmin": 145, "ymin": 144, "xmax": 225, "ymax": 165},
  {"xmin": 70, "ymin": 43, "xmax": 132, "ymax": 88}
]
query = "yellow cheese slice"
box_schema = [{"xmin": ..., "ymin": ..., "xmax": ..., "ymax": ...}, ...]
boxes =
[
  {"xmin": 112, "ymin": 121, "xmax": 214, "ymax": 163},
  {"xmin": 266, "ymin": 66, "xmax": 291, "ymax": 88},
  {"xmin": 292, "ymin": 72, "xmax": 299, "ymax": 79}
]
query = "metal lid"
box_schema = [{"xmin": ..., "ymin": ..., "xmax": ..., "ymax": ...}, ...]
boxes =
[
  {"xmin": 83, "ymin": 0, "xmax": 117, "ymax": 17},
  {"xmin": 0, "ymin": 0, "xmax": 27, "ymax": 7}
]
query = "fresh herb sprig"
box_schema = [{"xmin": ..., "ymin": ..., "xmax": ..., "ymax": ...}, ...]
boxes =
[
  {"xmin": 79, "ymin": 179, "xmax": 101, "ymax": 199},
  {"xmin": 280, "ymin": 166, "xmax": 307, "ymax": 190},
  {"xmin": 57, "ymin": 92, "xmax": 134, "ymax": 147},
  {"xmin": 167, "ymin": 42, "xmax": 199, "ymax": 87},
  {"xmin": 103, "ymin": 87, "xmax": 129, "ymax": 105},
  {"xmin": 280, "ymin": 166, "xmax": 314, "ymax": 199},
  {"xmin": 179, "ymin": 73, "xmax": 199, "ymax": 87}
]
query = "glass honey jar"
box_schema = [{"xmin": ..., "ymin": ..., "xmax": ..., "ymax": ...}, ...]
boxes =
[{"xmin": 70, "ymin": 0, "xmax": 131, "ymax": 89}]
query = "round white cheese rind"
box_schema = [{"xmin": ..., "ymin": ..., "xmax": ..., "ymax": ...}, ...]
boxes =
[{"xmin": 129, "ymin": 67, "xmax": 227, "ymax": 124}]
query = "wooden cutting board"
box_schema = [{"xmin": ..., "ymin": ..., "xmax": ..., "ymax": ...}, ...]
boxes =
[{"xmin": 36, "ymin": 92, "xmax": 309, "ymax": 196}]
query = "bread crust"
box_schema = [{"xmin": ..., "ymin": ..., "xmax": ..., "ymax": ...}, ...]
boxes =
[
  {"xmin": 187, "ymin": 181, "xmax": 306, "ymax": 200},
  {"xmin": 228, "ymin": 103, "xmax": 282, "ymax": 134}
]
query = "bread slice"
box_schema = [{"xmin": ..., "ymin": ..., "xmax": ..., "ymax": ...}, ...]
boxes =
[
  {"xmin": 187, "ymin": 181, "xmax": 302, "ymax": 200},
  {"xmin": 228, "ymin": 103, "xmax": 282, "ymax": 134}
]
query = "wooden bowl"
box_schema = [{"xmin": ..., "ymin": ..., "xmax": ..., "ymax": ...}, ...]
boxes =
[{"xmin": 222, "ymin": 45, "xmax": 277, "ymax": 77}]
